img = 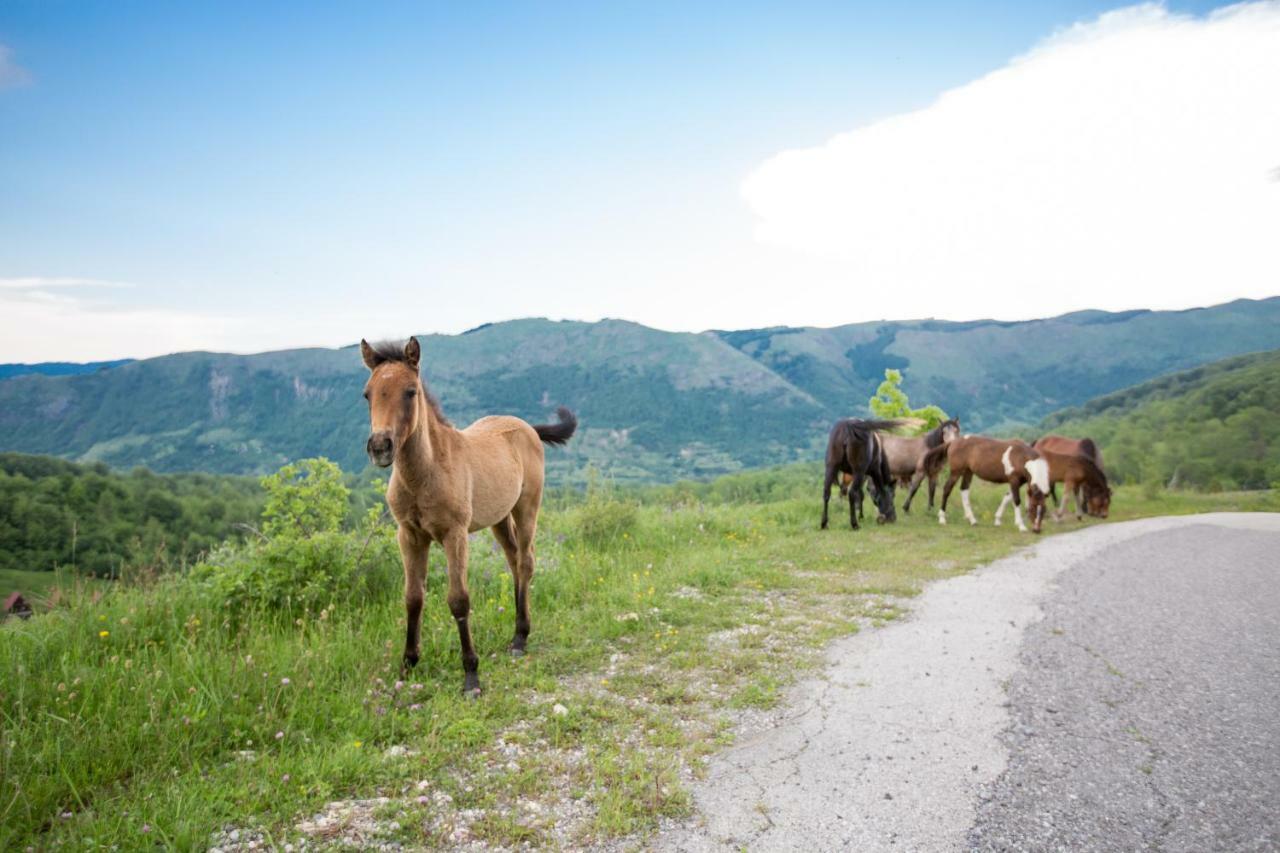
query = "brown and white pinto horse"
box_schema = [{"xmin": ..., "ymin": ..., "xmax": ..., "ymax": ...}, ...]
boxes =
[
  {"xmin": 361, "ymin": 337, "xmax": 577, "ymax": 695},
  {"xmin": 1034, "ymin": 435, "xmax": 1106, "ymax": 513},
  {"xmin": 1035, "ymin": 447, "xmax": 1111, "ymax": 520},
  {"xmin": 922, "ymin": 436, "xmax": 1050, "ymax": 533}
]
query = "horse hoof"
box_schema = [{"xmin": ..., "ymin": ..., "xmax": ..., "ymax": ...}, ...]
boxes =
[{"xmin": 508, "ymin": 646, "xmax": 526, "ymax": 658}]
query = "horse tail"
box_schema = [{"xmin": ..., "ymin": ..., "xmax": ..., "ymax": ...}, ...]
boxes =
[
  {"xmin": 533, "ymin": 407, "xmax": 578, "ymax": 446},
  {"xmin": 845, "ymin": 418, "xmax": 910, "ymax": 438},
  {"xmin": 921, "ymin": 442, "xmax": 950, "ymax": 478}
]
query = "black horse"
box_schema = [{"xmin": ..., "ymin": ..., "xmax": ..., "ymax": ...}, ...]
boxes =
[{"xmin": 821, "ymin": 418, "xmax": 901, "ymax": 530}]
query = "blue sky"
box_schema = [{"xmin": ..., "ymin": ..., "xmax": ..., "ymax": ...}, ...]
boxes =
[{"xmin": 1, "ymin": 0, "xmax": 1272, "ymax": 361}]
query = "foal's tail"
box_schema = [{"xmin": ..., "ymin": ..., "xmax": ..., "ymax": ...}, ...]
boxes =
[
  {"xmin": 920, "ymin": 442, "xmax": 950, "ymax": 478},
  {"xmin": 533, "ymin": 407, "xmax": 578, "ymax": 446}
]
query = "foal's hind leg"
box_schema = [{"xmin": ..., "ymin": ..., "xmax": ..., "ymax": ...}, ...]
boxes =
[
  {"xmin": 492, "ymin": 516, "xmax": 528, "ymax": 655},
  {"xmin": 507, "ymin": 495, "xmax": 542, "ymax": 656}
]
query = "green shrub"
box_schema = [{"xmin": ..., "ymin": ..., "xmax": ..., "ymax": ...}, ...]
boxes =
[
  {"xmin": 575, "ymin": 498, "xmax": 639, "ymax": 547},
  {"xmin": 192, "ymin": 458, "xmax": 399, "ymax": 617}
]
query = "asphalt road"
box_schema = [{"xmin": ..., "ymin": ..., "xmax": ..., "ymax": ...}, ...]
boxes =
[{"xmin": 651, "ymin": 513, "xmax": 1280, "ymax": 852}]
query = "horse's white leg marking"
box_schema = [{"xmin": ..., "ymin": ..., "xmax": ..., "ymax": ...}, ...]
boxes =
[
  {"xmin": 1014, "ymin": 503, "xmax": 1027, "ymax": 532},
  {"xmin": 961, "ymin": 489, "xmax": 977, "ymax": 525},
  {"xmin": 1001, "ymin": 447, "xmax": 1015, "ymax": 477},
  {"xmin": 993, "ymin": 493, "xmax": 1011, "ymax": 525},
  {"xmin": 938, "ymin": 508, "xmax": 947, "ymax": 525}
]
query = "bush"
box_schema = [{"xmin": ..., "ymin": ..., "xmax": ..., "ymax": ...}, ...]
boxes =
[
  {"xmin": 192, "ymin": 458, "xmax": 399, "ymax": 617},
  {"xmin": 575, "ymin": 498, "xmax": 639, "ymax": 547}
]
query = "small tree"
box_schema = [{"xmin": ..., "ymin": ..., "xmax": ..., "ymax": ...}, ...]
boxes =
[
  {"xmin": 260, "ymin": 458, "xmax": 349, "ymax": 538},
  {"xmin": 868, "ymin": 369, "xmax": 950, "ymax": 431}
]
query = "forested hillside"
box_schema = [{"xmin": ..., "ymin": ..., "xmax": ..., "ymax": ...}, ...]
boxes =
[
  {"xmin": 1039, "ymin": 349, "xmax": 1280, "ymax": 490},
  {"xmin": 1, "ymin": 298, "xmax": 1277, "ymax": 481},
  {"xmin": 0, "ymin": 454, "xmax": 262, "ymax": 577}
]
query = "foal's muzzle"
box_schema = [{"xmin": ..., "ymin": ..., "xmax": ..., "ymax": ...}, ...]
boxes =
[{"xmin": 367, "ymin": 432, "xmax": 394, "ymax": 468}]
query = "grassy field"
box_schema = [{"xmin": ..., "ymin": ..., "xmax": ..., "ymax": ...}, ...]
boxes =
[{"xmin": 2, "ymin": 466, "xmax": 1275, "ymax": 850}]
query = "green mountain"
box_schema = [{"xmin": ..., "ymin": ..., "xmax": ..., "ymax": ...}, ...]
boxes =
[
  {"xmin": 715, "ymin": 297, "xmax": 1280, "ymax": 432},
  {"xmin": 0, "ymin": 298, "xmax": 1277, "ymax": 482},
  {"xmin": 1036, "ymin": 349, "xmax": 1280, "ymax": 491}
]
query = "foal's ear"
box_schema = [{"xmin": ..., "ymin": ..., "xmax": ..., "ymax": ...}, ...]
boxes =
[
  {"xmin": 360, "ymin": 339, "xmax": 382, "ymax": 371},
  {"xmin": 404, "ymin": 337, "xmax": 421, "ymax": 372}
]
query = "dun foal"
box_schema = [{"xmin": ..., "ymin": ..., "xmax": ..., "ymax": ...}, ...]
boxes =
[{"xmin": 361, "ymin": 338, "xmax": 576, "ymax": 695}]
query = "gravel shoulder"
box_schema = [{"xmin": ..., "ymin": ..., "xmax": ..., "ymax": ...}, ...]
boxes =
[{"xmin": 650, "ymin": 513, "xmax": 1280, "ymax": 852}]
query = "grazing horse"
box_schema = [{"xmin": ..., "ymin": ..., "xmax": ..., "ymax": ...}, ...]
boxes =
[
  {"xmin": 1034, "ymin": 435, "xmax": 1106, "ymax": 510},
  {"xmin": 822, "ymin": 419, "xmax": 901, "ymax": 530},
  {"xmin": 922, "ymin": 436, "xmax": 1050, "ymax": 533},
  {"xmin": 886, "ymin": 418, "xmax": 961, "ymax": 513},
  {"xmin": 361, "ymin": 337, "xmax": 577, "ymax": 695},
  {"xmin": 1035, "ymin": 447, "xmax": 1111, "ymax": 520}
]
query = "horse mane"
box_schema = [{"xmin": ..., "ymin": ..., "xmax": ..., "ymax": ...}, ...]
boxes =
[
  {"xmin": 367, "ymin": 339, "xmax": 453, "ymax": 427},
  {"xmin": 924, "ymin": 418, "xmax": 959, "ymax": 449},
  {"xmin": 1078, "ymin": 437, "xmax": 1100, "ymax": 461}
]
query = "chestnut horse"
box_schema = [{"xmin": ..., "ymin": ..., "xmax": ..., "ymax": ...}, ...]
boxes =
[
  {"xmin": 822, "ymin": 419, "xmax": 901, "ymax": 530},
  {"xmin": 922, "ymin": 436, "xmax": 1049, "ymax": 533},
  {"xmin": 361, "ymin": 338, "xmax": 577, "ymax": 695},
  {"xmin": 1035, "ymin": 447, "xmax": 1111, "ymax": 520},
  {"xmin": 1034, "ymin": 435, "xmax": 1105, "ymax": 511}
]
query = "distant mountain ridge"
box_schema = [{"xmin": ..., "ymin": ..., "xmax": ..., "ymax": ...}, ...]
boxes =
[
  {"xmin": 0, "ymin": 359, "xmax": 134, "ymax": 380},
  {"xmin": 0, "ymin": 297, "xmax": 1276, "ymax": 481}
]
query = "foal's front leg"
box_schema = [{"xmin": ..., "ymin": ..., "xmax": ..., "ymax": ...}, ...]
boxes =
[
  {"xmin": 397, "ymin": 527, "xmax": 429, "ymax": 675},
  {"xmin": 442, "ymin": 528, "xmax": 481, "ymax": 696}
]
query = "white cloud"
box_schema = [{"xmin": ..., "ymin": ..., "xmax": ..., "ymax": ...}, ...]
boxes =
[
  {"xmin": 742, "ymin": 2, "xmax": 1280, "ymax": 320},
  {"xmin": 0, "ymin": 44, "xmax": 31, "ymax": 90}
]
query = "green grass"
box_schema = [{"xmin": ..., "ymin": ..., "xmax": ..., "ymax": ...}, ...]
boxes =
[{"xmin": 2, "ymin": 470, "xmax": 1275, "ymax": 849}]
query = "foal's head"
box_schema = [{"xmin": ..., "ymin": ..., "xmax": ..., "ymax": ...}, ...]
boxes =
[
  {"xmin": 1083, "ymin": 484, "xmax": 1112, "ymax": 519},
  {"xmin": 940, "ymin": 419, "xmax": 961, "ymax": 444},
  {"xmin": 360, "ymin": 337, "xmax": 424, "ymax": 468}
]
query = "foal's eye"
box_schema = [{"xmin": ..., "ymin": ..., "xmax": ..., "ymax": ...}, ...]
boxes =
[
  {"xmin": 404, "ymin": 388, "xmax": 416, "ymax": 398},
  {"xmin": 362, "ymin": 391, "xmax": 370, "ymax": 400}
]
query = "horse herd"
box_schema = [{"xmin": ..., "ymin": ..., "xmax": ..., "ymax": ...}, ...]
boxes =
[
  {"xmin": 821, "ymin": 416, "xmax": 1112, "ymax": 535},
  {"xmin": 359, "ymin": 336, "xmax": 1112, "ymax": 695}
]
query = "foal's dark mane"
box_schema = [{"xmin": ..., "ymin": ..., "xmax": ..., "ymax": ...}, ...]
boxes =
[
  {"xmin": 368, "ymin": 339, "xmax": 452, "ymax": 427},
  {"xmin": 923, "ymin": 418, "xmax": 960, "ymax": 449}
]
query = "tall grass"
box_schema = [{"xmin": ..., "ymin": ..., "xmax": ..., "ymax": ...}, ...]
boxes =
[{"xmin": 2, "ymin": 464, "xmax": 1275, "ymax": 849}]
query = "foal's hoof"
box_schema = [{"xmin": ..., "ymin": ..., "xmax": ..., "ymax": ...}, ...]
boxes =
[
  {"xmin": 462, "ymin": 673, "xmax": 483, "ymax": 698},
  {"xmin": 508, "ymin": 646, "xmax": 526, "ymax": 658},
  {"xmin": 401, "ymin": 651, "xmax": 420, "ymax": 677}
]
